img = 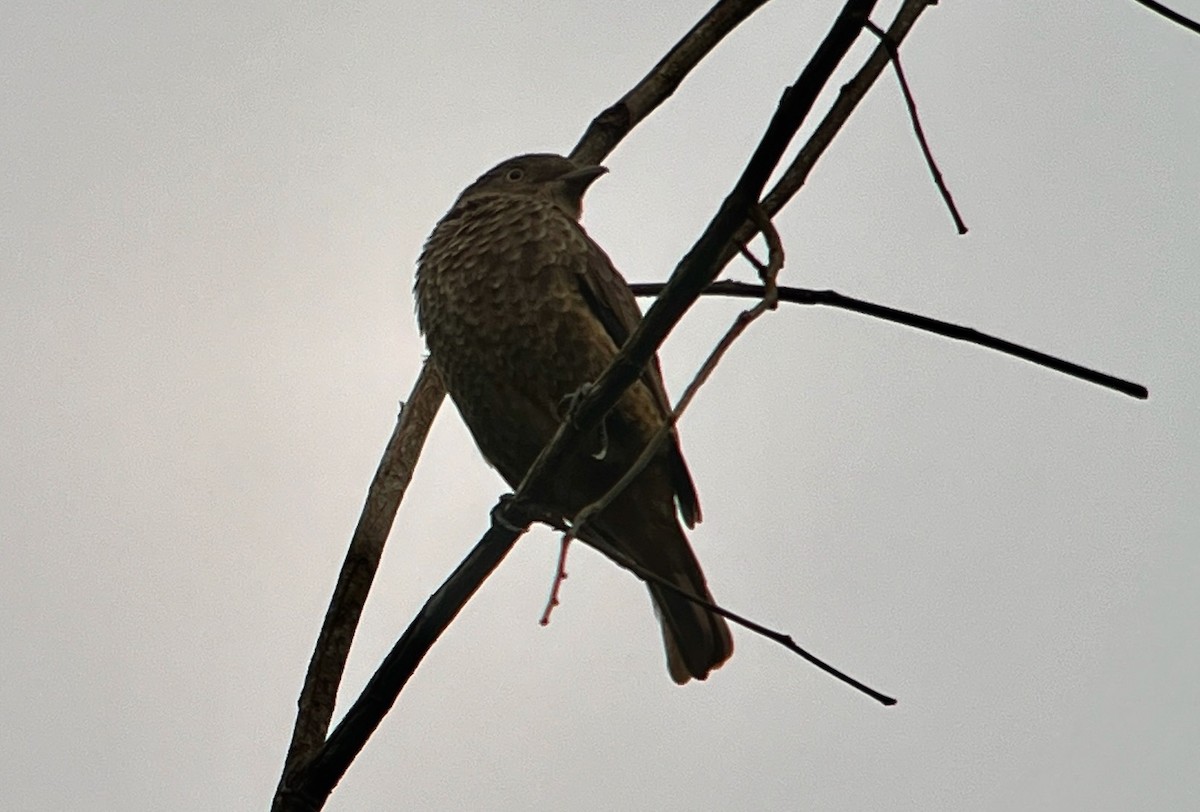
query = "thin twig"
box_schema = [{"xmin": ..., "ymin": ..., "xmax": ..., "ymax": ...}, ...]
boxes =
[
  {"xmin": 599, "ymin": 535, "xmax": 895, "ymax": 705},
  {"xmin": 537, "ymin": 535, "xmax": 572, "ymax": 626},
  {"xmin": 570, "ymin": 210, "xmax": 784, "ymax": 541},
  {"xmin": 864, "ymin": 19, "xmax": 967, "ymax": 234},
  {"xmin": 627, "ymin": 280, "xmax": 1150, "ymax": 400},
  {"xmin": 533, "ymin": 507, "xmax": 895, "ymax": 705},
  {"xmin": 749, "ymin": 206, "xmax": 785, "ymax": 305},
  {"xmin": 732, "ymin": 0, "xmax": 934, "ymax": 261},
  {"xmin": 1130, "ymin": 0, "xmax": 1200, "ymax": 35},
  {"xmin": 739, "ymin": 244, "xmax": 768, "ymax": 273}
]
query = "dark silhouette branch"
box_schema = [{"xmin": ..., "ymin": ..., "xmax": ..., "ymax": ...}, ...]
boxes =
[
  {"xmin": 570, "ymin": 211, "xmax": 785, "ymax": 542},
  {"xmin": 274, "ymin": 3, "xmax": 784, "ymax": 806},
  {"xmin": 277, "ymin": 2, "xmax": 892, "ymax": 807},
  {"xmin": 628, "ymin": 281, "xmax": 1150, "ymax": 400},
  {"xmin": 1130, "ymin": 0, "xmax": 1200, "ymax": 35},
  {"xmin": 570, "ymin": 0, "xmax": 773, "ymax": 166},
  {"xmin": 569, "ymin": 521, "xmax": 897, "ymax": 706},
  {"xmin": 546, "ymin": 0, "xmax": 879, "ymax": 454},
  {"xmin": 739, "ymin": 0, "xmax": 934, "ymax": 257},
  {"xmin": 279, "ymin": 507, "xmax": 537, "ymax": 812},
  {"xmin": 273, "ymin": 362, "xmax": 446, "ymax": 809},
  {"xmin": 865, "ymin": 19, "xmax": 967, "ymax": 234}
]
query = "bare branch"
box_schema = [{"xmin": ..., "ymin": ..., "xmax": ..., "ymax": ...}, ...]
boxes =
[
  {"xmin": 865, "ymin": 19, "xmax": 968, "ymax": 234},
  {"xmin": 278, "ymin": 2, "xmax": 895, "ymax": 806},
  {"xmin": 627, "ymin": 280, "xmax": 1150, "ymax": 400},
  {"xmin": 279, "ymin": 506, "xmax": 537, "ymax": 810},
  {"xmin": 273, "ymin": 364, "xmax": 445, "ymax": 808},
  {"xmin": 537, "ymin": 506, "xmax": 896, "ymax": 705},
  {"xmin": 537, "ymin": 534, "xmax": 573, "ymax": 626},
  {"xmin": 751, "ymin": 0, "xmax": 934, "ymax": 250},
  {"xmin": 1130, "ymin": 0, "xmax": 1200, "ymax": 35},
  {"xmin": 275, "ymin": 3, "xmax": 784, "ymax": 805},
  {"xmin": 570, "ymin": 0, "xmax": 773, "ymax": 165},
  {"xmin": 570, "ymin": 211, "xmax": 784, "ymax": 541},
  {"xmin": 540, "ymin": 1, "xmax": 881, "ymax": 472}
]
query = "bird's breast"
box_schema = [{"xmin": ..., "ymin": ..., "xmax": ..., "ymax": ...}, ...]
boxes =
[{"xmin": 415, "ymin": 195, "xmax": 620, "ymax": 474}]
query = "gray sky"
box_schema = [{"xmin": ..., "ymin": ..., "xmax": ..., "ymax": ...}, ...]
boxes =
[{"xmin": 3, "ymin": 2, "xmax": 1197, "ymax": 810}]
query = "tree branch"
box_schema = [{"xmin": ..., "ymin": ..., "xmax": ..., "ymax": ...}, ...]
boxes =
[
  {"xmin": 569, "ymin": 0, "xmax": 773, "ymax": 166},
  {"xmin": 865, "ymin": 19, "xmax": 968, "ymax": 234},
  {"xmin": 277, "ymin": 506, "xmax": 535, "ymax": 811},
  {"xmin": 1130, "ymin": 0, "xmax": 1200, "ymax": 35},
  {"xmin": 277, "ymin": 2, "xmax": 892, "ymax": 806},
  {"xmin": 272, "ymin": 0, "xmax": 843, "ymax": 809},
  {"xmin": 741, "ymin": 0, "xmax": 934, "ymax": 257},
  {"xmin": 549, "ymin": 0, "xmax": 879, "ymax": 456},
  {"xmin": 628, "ymin": 280, "xmax": 1149, "ymax": 400},
  {"xmin": 273, "ymin": 364, "xmax": 445, "ymax": 809}
]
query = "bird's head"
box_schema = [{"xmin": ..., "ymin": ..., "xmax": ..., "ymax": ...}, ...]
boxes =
[{"xmin": 460, "ymin": 153, "xmax": 608, "ymax": 220}]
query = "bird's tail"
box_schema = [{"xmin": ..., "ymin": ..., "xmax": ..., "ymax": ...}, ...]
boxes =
[
  {"xmin": 647, "ymin": 563, "xmax": 734, "ymax": 684},
  {"xmin": 586, "ymin": 506, "xmax": 733, "ymax": 684}
]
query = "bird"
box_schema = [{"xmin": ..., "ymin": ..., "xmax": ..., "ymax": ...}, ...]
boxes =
[{"xmin": 414, "ymin": 153, "xmax": 732, "ymax": 683}]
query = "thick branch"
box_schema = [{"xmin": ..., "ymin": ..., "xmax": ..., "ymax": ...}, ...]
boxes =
[
  {"xmin": 746, "ymin": 0, "xmax": 934, "ymax": 254},
  {"xmin": 274, "ymin": 4, "xmax": 781, "ymax": 804},
  {"xmin": 277, "ymin": 510, "xmax": 532, "ymax": 810},
  {"xmin": 279, "ymin": 1, "xmax": 890, "ymax": 806},
  {"xmin": 1130, "ymin": 0, "xmax": 1200, "ymax": 35},
  {"xmin": 273, "ymin": 364, "xmax": 445, "ymax": 808},
  {"xmin": 547, "ymin": 1, "xmax": 880, "ymax": 460}
]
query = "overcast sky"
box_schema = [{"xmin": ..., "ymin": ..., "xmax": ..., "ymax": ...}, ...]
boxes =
[{"xmin": 2, "ymin": 2, "xmax": 1197, "ymax": 810}]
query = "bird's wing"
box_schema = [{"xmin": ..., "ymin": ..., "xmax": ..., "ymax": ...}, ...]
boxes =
[{"xmin": 574, "ymin": 232, "xmax": 703, "ymax": 527}]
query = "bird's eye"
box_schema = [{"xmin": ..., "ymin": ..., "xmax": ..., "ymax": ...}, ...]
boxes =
[{"xmin": 505, "ymin": 167, "xmax": 524, "ymax": 182}]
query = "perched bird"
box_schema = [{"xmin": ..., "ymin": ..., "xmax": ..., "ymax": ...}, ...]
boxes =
[{"xmin": 415, "ymin": 153, "xmax": 732, "ymax": 683}]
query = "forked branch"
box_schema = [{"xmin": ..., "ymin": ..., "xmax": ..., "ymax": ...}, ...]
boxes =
[
  {"xmin": 276, "ymin": 2, "xmax": 893, "ymax": 807},
  {"xmin": 274, "ymin": 2, "xmax": 783, "ymax": 804}
]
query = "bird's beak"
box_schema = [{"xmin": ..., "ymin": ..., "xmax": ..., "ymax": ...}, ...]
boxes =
[{"xmin": 559, "ymin": 164, "xmax": 608, "ymax": 192}]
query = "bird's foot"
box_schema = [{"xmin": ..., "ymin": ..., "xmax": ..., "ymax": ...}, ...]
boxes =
[
  {"xmin": 557, "ymin": 381, "xmax": 596, "ymax": 424},
  {"xmin": 558, "ymin": 382, "xmax": 609, "ymax": 460},
  {"xmin": 490, "ymin": 495, "xmax": 529, "ymax": 533},
  {"xmin": 591, "ymin": 419, "xmax": 609, "ymax": 461}
]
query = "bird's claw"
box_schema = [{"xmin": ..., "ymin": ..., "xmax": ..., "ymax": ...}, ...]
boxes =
[
  {"xmin": 491, "ymin": 495, "xmax": 527, "ymax": 533},
  {"xmin": 591, "ymin": 419, "xmax": 609, "ymax": 461},
  {"xmin": 557, "ymin": 382, "xmax": 596, "ymax": 424},
  {"xmin": 558, "ymin": 382, "xmax": 609, "ymax": 460}
]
